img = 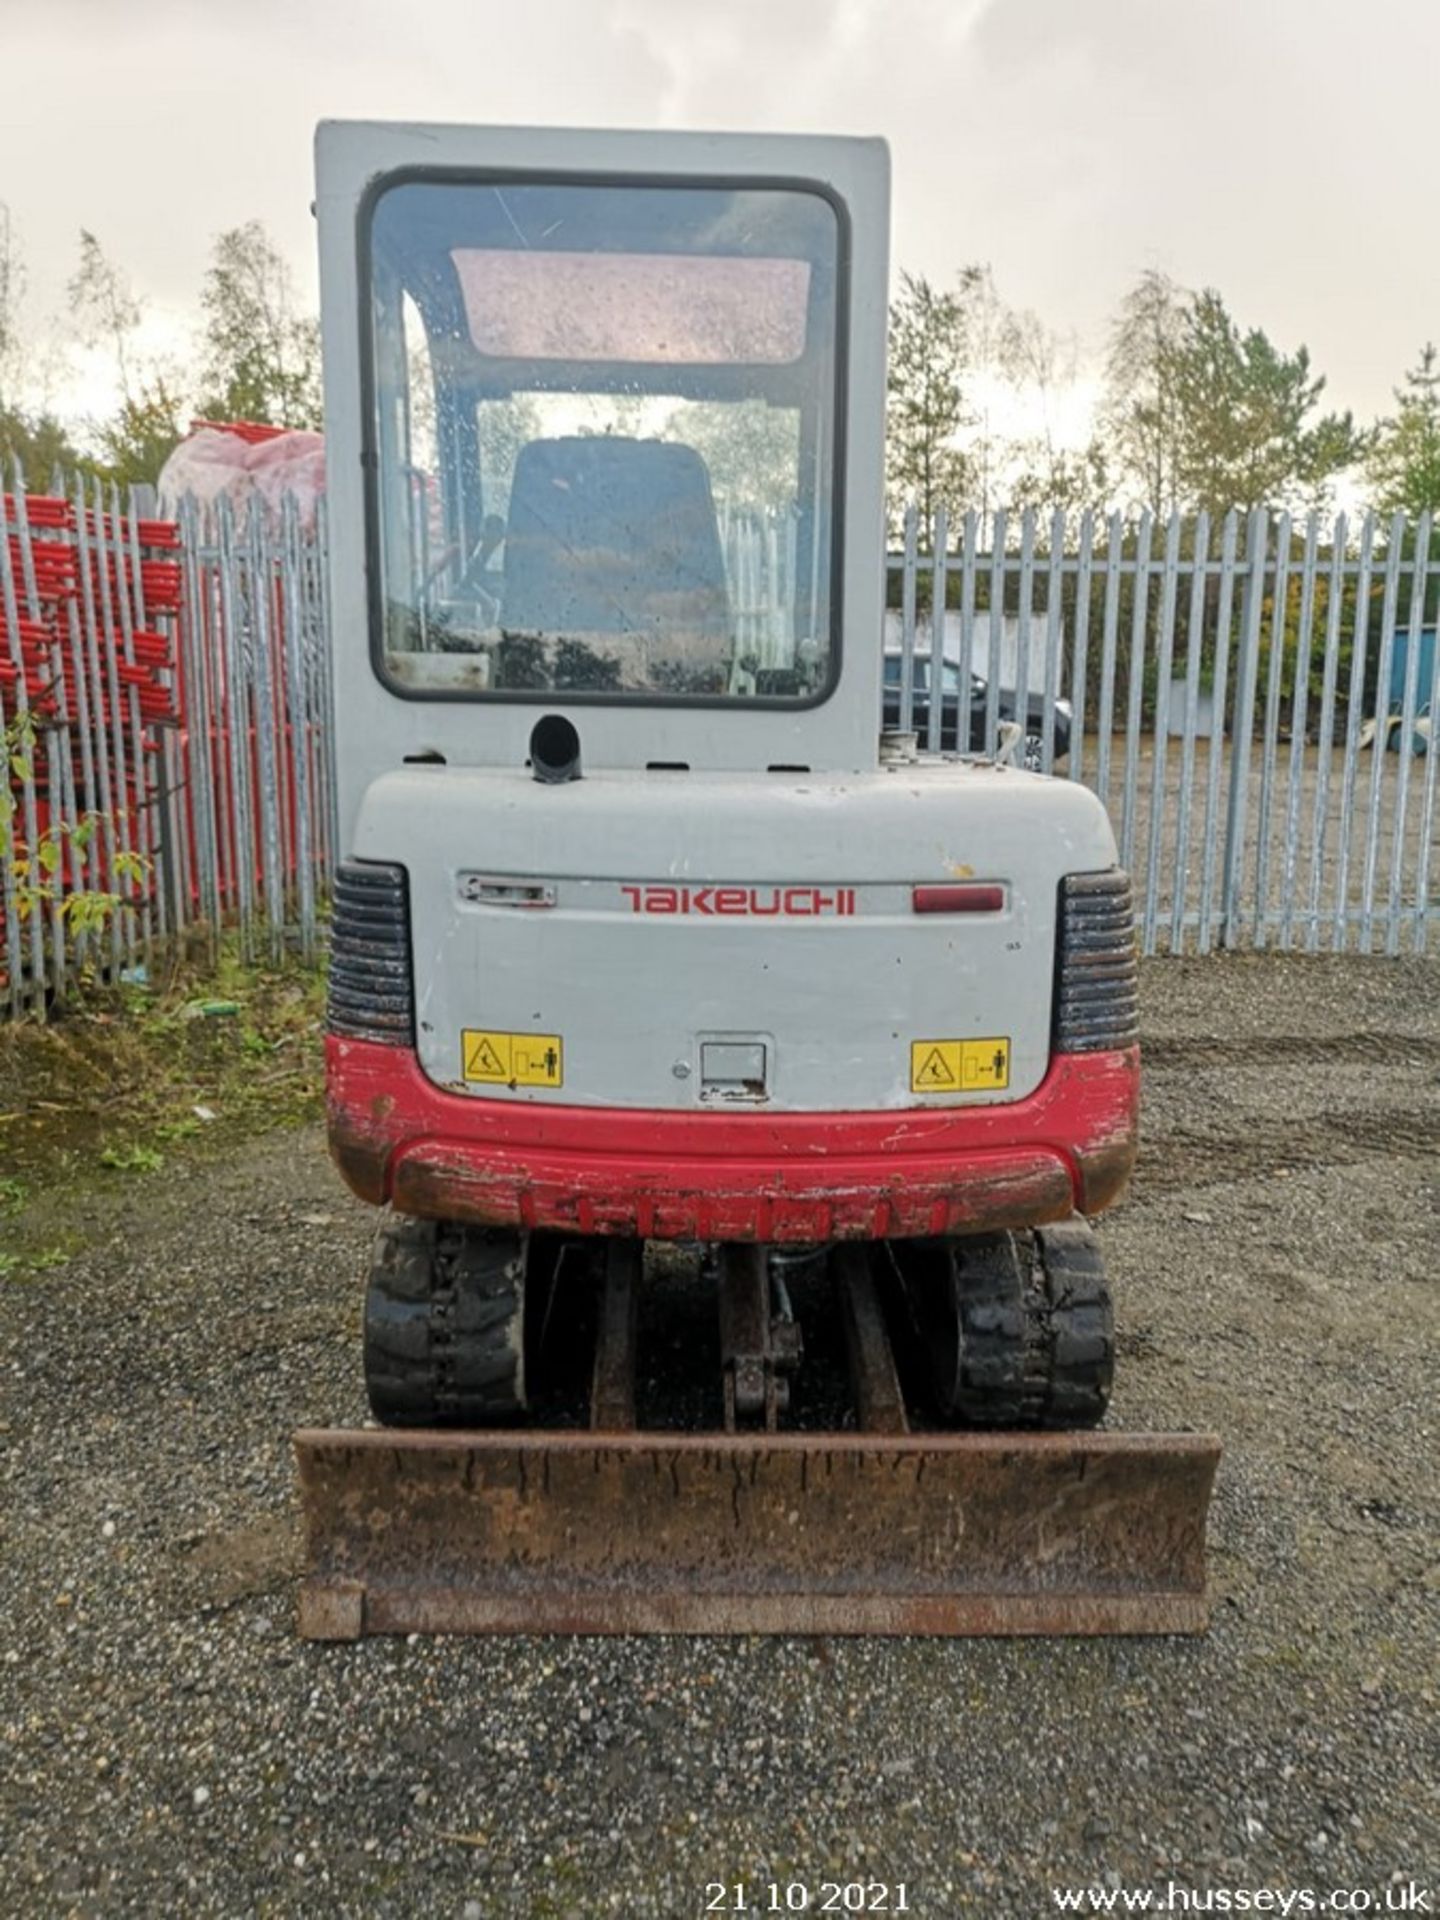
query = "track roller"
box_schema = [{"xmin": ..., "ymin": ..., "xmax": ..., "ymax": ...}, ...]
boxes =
[
  {"xmin": 894, "ymin": 1216, "xmax": 1113, "ymax": 1429},
  {"xmin": 363, "ymin": 1214, "xmax": 528, "ymax": 1426}
]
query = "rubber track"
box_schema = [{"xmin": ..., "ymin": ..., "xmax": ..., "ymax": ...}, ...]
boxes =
[
  {"xmin": 1030, "ymin": 1220, "xmax": 1114, "ymax": 1429},
  {"xmin": 942, "ymin": 1234, "xmax": 1038, "ymax": 1426},
  {"xmin": 923, "ymin": 1222, "xmax": 1113, "ymax": 1430},
  {"xmin": 364, "ymin": 1215, "xmax": 526, "ymax": 1427}
]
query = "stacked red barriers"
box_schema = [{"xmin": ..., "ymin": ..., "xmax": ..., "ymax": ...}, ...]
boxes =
[
  {"xmin": 5, "ymin": 440, "xmax": 333, "ymax": 1002},
  {"xmin": 1, "ymin": 492, "xmax": 182, "ymax": 724},
  {"xmin": 0, "ymin": 492, "xmax": 183, "ymax": 962}
]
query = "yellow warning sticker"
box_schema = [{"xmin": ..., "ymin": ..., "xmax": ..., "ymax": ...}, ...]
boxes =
[
  {"xmin": 910, "ymin": 1037, "xmax": 1010, "ymax": 1093},
  {"xmin": 462, "ymin": 1029, "xmax": 564, "ymax": 1089}
]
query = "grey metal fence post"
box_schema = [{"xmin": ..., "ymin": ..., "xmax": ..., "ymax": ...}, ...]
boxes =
[
  {"xmin": 1140, "ymin": 511, "xmax": 1183, "ymax": 952},
  {"xmin": 1169, "ymin": 510, "xmax": 1211, "ymax": 954},
  {"xmin": 1251, "ymin": 511, "xmax": 1292, "ymax": 950},
  {"xmin": 1119, "ymin": 513, "xmax": 1154, "ymax": 875},
  {"xmin": 1386, "ymin": 512, "xmax": 1431, "ymax": 954},
  {"xmin": 1221, "ymin": 509, "xmax": 1270, "ymax": 948},
  {"xmin": 896, "ymin": 506, "xmax": 918, "ymax": 732},
  {"xmin": 926, "ymin": 507, "xmax": 948, "ymax": 754}
]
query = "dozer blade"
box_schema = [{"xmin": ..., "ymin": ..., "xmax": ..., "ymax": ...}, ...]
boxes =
[{"xmin": 294, "ymin": 1427, "xmax": 1220, "ymax": 1639}]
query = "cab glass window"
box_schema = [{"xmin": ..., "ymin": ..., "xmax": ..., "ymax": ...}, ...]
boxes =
[{"xmin": 365, "ymin": 177, "xmax": 843, "ymax": 702}]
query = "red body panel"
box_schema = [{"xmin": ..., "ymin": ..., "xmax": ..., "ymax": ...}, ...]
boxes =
[{"xmin": 326, "ymin": 1036, "xmax": 1140, "ymax": 1242}]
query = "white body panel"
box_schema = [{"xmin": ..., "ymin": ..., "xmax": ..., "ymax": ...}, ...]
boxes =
[{"xmin": 351, "ymin": 760, "xmax": 1119, "ymax": 1112}]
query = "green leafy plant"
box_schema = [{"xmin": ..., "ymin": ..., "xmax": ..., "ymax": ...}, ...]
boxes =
[
  {"xmin": 2, "ymin": 709, "xmax": 151, "ymax": 952},
  {"xmin": 0, "ymin": 1245, "xmax": 74, "ymax": 1279},
  {"xmin": 98, "ymin": 1143, "xmax": 164, "ymax": 1173}
]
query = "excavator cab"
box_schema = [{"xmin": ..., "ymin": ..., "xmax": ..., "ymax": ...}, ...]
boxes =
[{"xmin": 296, "ymin": 121, "xmax": 1219, "ymax": 1641}]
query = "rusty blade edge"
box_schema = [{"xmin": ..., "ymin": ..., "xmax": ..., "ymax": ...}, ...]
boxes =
[
  {"xmin": 294, "ymin": 1427, "xmax": 1222, "ymax": 1462},
  {"xmin": 297, "ymin": 1580, "xmax": 1211, "ymax": 1640}
]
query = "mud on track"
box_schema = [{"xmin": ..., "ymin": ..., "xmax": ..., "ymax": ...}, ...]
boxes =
[{"xmin": 1, "ymin": 952, "xmax": 1437, "ymax": 1916}]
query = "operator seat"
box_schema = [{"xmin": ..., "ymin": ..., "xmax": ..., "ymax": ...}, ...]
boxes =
[{"xmin": 501, "ymin": 436, "xmax": 731, "ymax": 656}]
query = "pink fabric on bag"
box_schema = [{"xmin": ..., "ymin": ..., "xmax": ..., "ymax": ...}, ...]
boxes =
[{"xmin": 158, "ymin": 423, "xmax": 327, "ymax": 529}]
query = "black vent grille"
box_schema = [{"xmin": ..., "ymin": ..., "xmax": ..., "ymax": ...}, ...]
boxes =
[
  {"xmin": 327, "ymin": 860, "xmax": 414, "ymax": 1044},
  {"xmin": 1054, "ymin": 870, "xmax": 1139, "ymax": 1053}
]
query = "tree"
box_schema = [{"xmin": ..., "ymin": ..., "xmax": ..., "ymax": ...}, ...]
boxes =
[
  {"xmin": 95, "ymin": 377, "xmax": 184, "ymax": 490},
  {"xmin": 1103, "ymin": 269, "xmax": 1187, "ymax": 516},
  {"xmin": 69, "ymin": 230, "xmax": 143, "ymax": 404},
  {"xmin": 1008, "ymin": 440, "xmax": 1110, "ymax": 516},
  {"xmin": 952, "ymin": 265, "xmax": 1018, "ymax": 523},
  {"xmin": 1165, "ymin": 290, "xmax": 1365, "ymax": 518},
  {"xmin": 667, "ymin": 397, "xmax": 799, "ymax": 513},
  {"xmin": 0, "ymin": 201, "xmax": 23, "ymax": 412},
  {"xmin": 198, "ymin": 221, "xmax": 321, "ymax": 428},
  {"xmin": 890, "ymin": 263, "xmax": 1105, "ymax": 522},
  {"xmin": 1367, "ymin": 343, "xmax": 1440, "ymax": 517},
  {"xmin": 0, "ymin": 408, "xmax": 92, "ymax": 490},
  {"xmin": 987, "ymin": 292, "xmax": 1097, "ymax": 516},
  {"xmin": 885, "ymin": 271, "xmax": 970, "ymax": 540},
  {"xmin": 65, "ymin": 231, "xmax": 184, "ymax": 487}
]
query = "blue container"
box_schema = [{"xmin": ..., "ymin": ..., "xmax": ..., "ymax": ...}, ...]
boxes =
[{"xmin": 1386, "ymin": 629, "xmax": 1435, "ymax": 751}]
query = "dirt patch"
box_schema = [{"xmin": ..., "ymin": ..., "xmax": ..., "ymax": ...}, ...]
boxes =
[{"xmin": 182, "ymin": 1517, "xmax": 301, "ymax": 1610}]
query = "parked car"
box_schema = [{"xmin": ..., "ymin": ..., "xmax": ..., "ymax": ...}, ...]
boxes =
[{"xmin": 882, "ymin": 651, "xmax": 1073, "ymax": 770}]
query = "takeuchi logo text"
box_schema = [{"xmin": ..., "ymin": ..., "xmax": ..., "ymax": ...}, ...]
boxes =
[{"xmin": 620, "ymin": 885, "xmax": 859, "ymax": 917}]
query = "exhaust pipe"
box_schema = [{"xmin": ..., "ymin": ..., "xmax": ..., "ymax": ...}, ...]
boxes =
[{"xmin": 530, "ymin": 714, "xmax": 582, "ymax": 784}]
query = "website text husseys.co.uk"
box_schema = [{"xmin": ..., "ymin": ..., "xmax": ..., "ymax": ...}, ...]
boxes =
[{"xmin": 1051, "ymin": 1880, "xmax": 1433, "ymax": 1914}]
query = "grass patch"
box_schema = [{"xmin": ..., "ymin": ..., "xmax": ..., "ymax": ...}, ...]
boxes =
[
  {"xmin": 0, "ymin": 1241, "xmax": 76, "ymax": 1281},
  {"xmin": 0, "ymin": 942, "xmax": 326, "ymax": 1200}
]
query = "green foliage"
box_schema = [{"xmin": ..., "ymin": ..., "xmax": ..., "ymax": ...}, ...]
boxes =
[
  {"xmin": 1367, "ymin": 343, "xmax": 1440, "ymax": 517},
  {"xmin": 1008, "ymin": 441, "xmax": 1110, "ymax": 516},
  {"xmin": 98, "ymin": 1143, "xmax": 164, "ymax": 1173},
  {"xmin": 1103, "ymin": 269, "xmax": 1187, "ymax": 516},
  {"xmin": 0, "ymin": 405, "xmax": 94, "ymax": 489},
  {"xmin": 0, "ymin": 1243, "xmax": 66, "ymax": 1281},
  {"xmin": 1166, "ymin": 290, "xmax": 1366, "ymax": 519},
  {"xmin": 667, "ymin": 398, "xmax": 798, "ymax": 514},
  {"xmin": 197, "ymin": 221, "xmax": 322, "ymax": 428},
  {"xmin": 1, "ymin": 709, "xmax": 146, "ymax": 952},
  {"xmin": 93, "ymin": 375, "xmax": 184, "ymax": 489},
  {"xmin": 885, "ymin": 271, "xmax": 970, "ymax": 540},
  {"xmin": 1103, "ymin": 276, "xmax": 1366, "ymax": 520}
]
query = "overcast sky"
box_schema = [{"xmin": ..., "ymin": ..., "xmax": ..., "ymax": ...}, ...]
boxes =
[{"xmin": 1, "ymin": 0, "xmax": 1435, "ymax": 433}]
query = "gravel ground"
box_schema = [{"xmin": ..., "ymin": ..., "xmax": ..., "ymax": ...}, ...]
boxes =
[{"xmin": 2, "ymin": 954, "xmax": 1438, "ymax": 1918}]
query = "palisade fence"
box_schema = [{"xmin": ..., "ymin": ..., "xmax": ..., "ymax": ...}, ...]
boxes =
[
  {"xmin": 4, "ymin": 486, "xmax": 1440, "ymax": 1018},
  {"xmin": 888, "ymin": 503, "xmax": 1440, "ymax": 956},
  {"xmin": 0, "ymin": 477, "xmax": 335, "ymax": 1016}
]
